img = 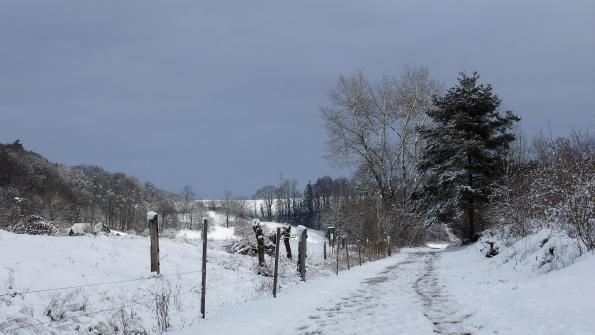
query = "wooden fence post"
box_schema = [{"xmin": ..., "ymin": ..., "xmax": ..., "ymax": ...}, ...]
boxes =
[
  {"xmin": 273, "ymin": 227, "xmax": 281, "ymax": 297},
  {"xmin": 252, "ymin": 220, "xmax": 266, "ymax": 272},
  {"xmin": 345, "ymin": 238, "xmax": 350, "ymax": 270},
  {"xmin": 201, "ymin": 218, "xmax": 207, "ymax": 319},
  {"xmin": 358, "ymin": 243, "xmax": 362, "ymax": 266},
  {"xmin": 323, "ymin": 241, "xmax": 327, "ymax": 260},
  {"xmin": 282, "ymin": 225, "xmax": 292, "ymax": 259},
  {"xmin": 148, "ymin": 212, "xmax": 160, "ymax": 274},
  {"xmin": 336, "ymin": 237, "xmax": 340, "ymax": 275},
  {"xmin": 297, "ymin": 226, "xmax": 308, "ymax": 281},
  {"xmin": 387, "ymin": 236, "xmax": 392, "ymax": 256}
]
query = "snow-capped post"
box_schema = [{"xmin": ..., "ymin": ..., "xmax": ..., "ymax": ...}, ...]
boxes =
[
  {"xmin": 297, "ymin": 225, "xmax": 308, "ymax": 281},
  {"xmin": 273, "ymin": 227, "xmax": 281, "ymax": 297},
  {"xmin": 147, "ymin": 211, "xmax": 160, "ymax": 274},
  {"xmin": 251, "ymin": 219, "xmax": 266, "ymax": 272},
  {"xmin": 201, "ymin": 218, "xmax": 207, "ymax": 319},
  {"xmin": 345, "ymin": 238, "xmax": 350, "ymax": 270},
  {"xmin": 323, "ymin": 241, "xmax": 327, "ymax": 260}
]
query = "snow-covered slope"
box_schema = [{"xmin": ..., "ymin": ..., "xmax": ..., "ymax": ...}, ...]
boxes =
[
  {"xmin": 437, "ymin": 230, "xmax": 595, "ymax": 334},
  {"xmin": 0, "ymin": 218, "xmax": 332, "ymax": 334}
]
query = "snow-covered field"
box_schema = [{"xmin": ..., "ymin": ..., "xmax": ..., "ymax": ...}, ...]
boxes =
[
  {"xmin": 0, "ymin": 212, "xmax": 336, "ymax": 334},
  {"xmin": 1, "ymin": 215, "xmax": 593, "ymax": 335}
]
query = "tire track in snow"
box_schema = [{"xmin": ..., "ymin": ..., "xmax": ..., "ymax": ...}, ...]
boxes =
[
  {"xmin": 292, "ymin": 255, "xmax": 430, "ymax": 335},
  {"xmin": 413, "ymin": 252, "xmax": 480, "ymax": 335}
]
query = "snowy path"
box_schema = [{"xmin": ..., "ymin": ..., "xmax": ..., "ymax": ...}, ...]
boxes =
[
  {"xmin": 176, "ymin": 250, "xmax": 477, "ymax": 335},
  {"xmin": 413, "ymin": 252, "xmax": 480, "ymax": 335}
]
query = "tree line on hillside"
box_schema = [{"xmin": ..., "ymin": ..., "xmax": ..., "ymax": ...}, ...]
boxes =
[
  {"xmin": 250, "ymin": 67, "xmax": 594, "ymax": 251},
  {"xmin": 0, "ymin": 141, "xmax": 202, "ymax": 232},
  {"xmin": 251, "ymin": 176, "xmax": 353, "ymax": 227}
]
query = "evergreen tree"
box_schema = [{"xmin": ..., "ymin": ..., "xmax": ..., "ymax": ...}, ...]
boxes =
[
  {"xmin": 417, "ymin": 72, "xmax": 520, "ymax": 242},
  {"xmin": 303, "ymin": 181, "xmax": 315, "ymax": 227}
]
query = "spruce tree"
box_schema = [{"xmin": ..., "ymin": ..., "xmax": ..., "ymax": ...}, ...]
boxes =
[
  {"xmin": 417, "ymin": 72, "xmax": 520, "ymax": 242},
  {"xmin": 303, "ymin": 181, "xmax": 315, "ymax": 227}
]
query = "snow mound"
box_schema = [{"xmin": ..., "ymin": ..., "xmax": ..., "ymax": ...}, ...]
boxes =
[{"xmin": 477, "ymin": 227, "xmax": 585, "ymax": 273}]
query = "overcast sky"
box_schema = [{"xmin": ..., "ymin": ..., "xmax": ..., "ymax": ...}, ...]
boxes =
[{"xmin": 1, "ymin": 0, "xmax": 594, "ymax": 198}]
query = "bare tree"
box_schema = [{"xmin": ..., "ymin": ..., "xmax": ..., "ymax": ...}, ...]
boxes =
[
  {"xmin": 254, "ymin": 185, "xmax": 276, "ymax": 221},
  {"xmin": 223, "ymin": 191, "xmax": 232, "ymax": 228},
  {"xmin": 321, "ymin": 66, "xmax": 440, "ymax": 205},
  {"xmin": 181, "ymin": 185, "xmax": 196, "ymax": 229},
  {"xmin": 232, "ymin": 196, "xmax": 250, "ymax": 221}
]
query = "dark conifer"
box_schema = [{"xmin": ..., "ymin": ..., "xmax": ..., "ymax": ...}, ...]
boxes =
[{"xmin": 417, "ymin": 72, "xmax": 520, "ymax": 242}]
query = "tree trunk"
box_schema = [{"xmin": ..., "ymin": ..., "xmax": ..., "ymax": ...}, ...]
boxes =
[
  {"xmin": 282, "ymin": 226, "xmax": 292, "ymax": 259},
  {"xmin": 253, "ymin": 224, "xmax": 266, "ymax": 272},
  {"xmin": 467, "ymin": 153, "xmax": 477, "ymax": 242}
]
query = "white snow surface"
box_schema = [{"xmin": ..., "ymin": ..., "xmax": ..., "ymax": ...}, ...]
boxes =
[
  {"xmin": 0, "ymin": 215, "xmax": 333, "ymax": 334},
  {"xmin": 1, "ymin": 219, "xmax": 594, "ymax": 335},
  {"xmin": 146, "ymin": 211, "xmax": 158, "ymax": 220}
]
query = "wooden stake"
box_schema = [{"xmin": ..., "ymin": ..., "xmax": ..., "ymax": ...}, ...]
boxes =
[
  {"xmin": 273, "ymin": 227, "xmax": 281, "ymax": 298},
  {"xmin": 336, "ymin": 237, "xmax": 340, "ymax": 275},
  {"xmin": 298, "ymin": 227, "xmax": 307, "ymax": 281},
  {"xmin": 358, "ymin": 243, "xmax": 362, "ymax": 266},
  {"xmin": 149, "ymin": 214, "xmax": 160, "ymax": 274},
  {"xmin": 201, "ymin": 218, "xmax": 207, "ymax": 319},
  {"xmin": 323, "ymin": 241, "xmax": 327, "ymax": 260},
  {"xmin": 345, "ymin": 238, "xmax": 350, "ymax": 270},
  {"xmin": 387, "ymin": 236, "xmax": 392, "ymax": 256}
]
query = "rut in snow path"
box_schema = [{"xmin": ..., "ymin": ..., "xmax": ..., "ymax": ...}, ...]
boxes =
[
  {"xmin": 413, "ymin": 252, "xmax": 480, "ymax": 335},
  {"xmin": 293, "ymin": 255, "xmax": 428, "ymax": 335}
]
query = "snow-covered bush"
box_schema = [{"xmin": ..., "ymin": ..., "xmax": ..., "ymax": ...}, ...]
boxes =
[
  {"xmin": 226, "ymin": 237, "xmax": 275, "ymax": 257},
  {"xmin": 153, "ymin": 282, "xmax": 171, "ymax": 333},
  {"xmin": 486, "ymin": 135, "xmax": 595, "ymax": 257},
  {"xmin": 478, "ymin": 226, "xmax": 585, "ymax": 273},
  {"xmin": 9, "ymin": 215, "xmax": 56, "ymax": 235},
  {"xmin": 559, "ymin": 178, "xmax": 595, "ymax": 252}
]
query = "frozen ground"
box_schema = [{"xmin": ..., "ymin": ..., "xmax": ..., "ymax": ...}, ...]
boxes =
[
  {"xmin": 1, "ymin": 217, "xmax": 593, "ymax": 334},
  {"xmin": 437, "ymin": 232, "xmax": 595, "ymax": 335},
  {"xmin": 175, "ymin": 243, "xmax": 595, "ymax": 335},
  {"xmin": 175, "ymin": 251, "xmax": 435, "ymax": 335},
  {"xmin": 0, "ymin": 212, "xmax": 335, "ymax": 334}
]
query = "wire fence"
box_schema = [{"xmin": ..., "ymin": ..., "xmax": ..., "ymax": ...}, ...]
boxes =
[
  {"xmin": 1, "ymin": 288, "xmax": 200, "ymax": 333},
  {"xmin": 0, "ymin": 270, "xmax": 203, "ymax": 298},
  {"xmin": 0, "ymin": 230, "xmax": 393, "ymax": 334}
]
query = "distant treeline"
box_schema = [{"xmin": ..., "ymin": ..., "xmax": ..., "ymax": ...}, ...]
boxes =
[
  {"xmin": 251, "ymin": 176, "xmax": 352, "ymax": 228},
  {"xmin": 0, "ymin": 141, "xmax": 183, "ymax": 231}
]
